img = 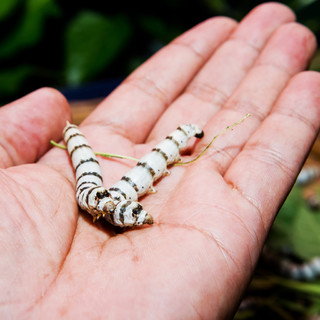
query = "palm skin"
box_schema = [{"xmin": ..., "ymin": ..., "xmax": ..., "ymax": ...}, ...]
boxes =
[{"xmin": 1, "ymin": 3, "xmax": 320, "ymax": 319}]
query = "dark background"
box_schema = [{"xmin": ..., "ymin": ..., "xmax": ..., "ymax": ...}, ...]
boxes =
[{"xmin": 0, "ymin": 0, "xmax": 319, "ymax": 104}]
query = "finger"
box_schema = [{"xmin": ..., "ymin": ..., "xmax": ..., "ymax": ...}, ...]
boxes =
[
  {"xmin": 152, "ymin": 72, "xmax": 320, "ymax": 301},
  {"xmin": 192, "ymin": 21, "xmax": 316, "ymax": 174},
  {"xmin": 0, "ymin": 88, "xmax": 71, "ymax": 168},
  {"xmin": 149, "ymin": 20, "xmax": 316, "ymax": 256},
  {"xmin": 225, "ymin": 71, "xmax": 320, "ymax": 230},
  {"xmin": 80, "ymin": 17, "xmax": 237, "ymax": 143},
  {"xmin": 146, "ymin": 2, "xmax": 296, "ymax": 139}
]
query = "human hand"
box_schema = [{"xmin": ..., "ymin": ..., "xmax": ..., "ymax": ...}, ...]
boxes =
[{"xmin": 1, "ymin": 3, "xmax": 320, "ymax": 319}]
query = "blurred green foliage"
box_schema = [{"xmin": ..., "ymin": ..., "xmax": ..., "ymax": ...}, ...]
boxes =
[
  {"xmin": 0, "ymin": 0, "xmax": 319, "ymax": 103},
  {"xmin": 0, "ymin": 0, "xmax": 59, "ymax": 58},
  {"xmin": 65, "ymin": 12, "xmax": 131, "ymax": 85},
  {"xmin": 268, "ymin": 185, "xmax": 320, "ymax": 260},
  {"xmin": 233, "ymin": 182, "xmax": 320, "ymax": 318}
]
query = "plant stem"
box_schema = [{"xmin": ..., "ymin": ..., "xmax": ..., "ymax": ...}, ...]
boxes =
[
  {"xmin": 50, "ymin": 140, "xmax": 139, "ymax": 162},
  {"xmin": 174, "ymin": 113, "xmax": 251, "ymax": 166}
]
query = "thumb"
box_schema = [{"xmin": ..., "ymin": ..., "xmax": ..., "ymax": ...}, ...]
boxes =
[{"xmin": 0, "ymin": 88, "xmax": 71, "ymax": 168}]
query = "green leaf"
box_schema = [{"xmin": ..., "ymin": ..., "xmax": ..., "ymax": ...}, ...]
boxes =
[
  {"xmin": 0, "ymin": 0, "xmax": 60, "ymax": 59},
  {"xmin": 290, "ymin": 0, "xmax": 319, "ymax": 11},
  {"xmin": 0, "ymin": 0, "xmax": 21, "ymax": 20},
  {"xmin": 65, "ymin": 12, "xmax": 131, "ymax": 85},
  {"xmin": 0, "ymin": 65, "xmax": 33, "ymax": 96},
  {"xmin": 268, "ymin": 186, "xmax": 320, "ymax": 260}
]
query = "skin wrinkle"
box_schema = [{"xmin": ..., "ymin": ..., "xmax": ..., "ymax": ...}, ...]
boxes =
[
  {"xmin": 25, "ymin": 240, "xmax": 73, "ymax": 317},
  {"xmin": 123, "ymin": 75, "xmax": 170, "ymax": 106},
  {"xmin": 2, "ymin": 205, "xmax": 56, "ymax": 315},
  {"xmin": 227, "ymin": 179, "xmax": 268, "ymax": 236},
  {"xmin": 182, "ymin": 201, "xmax": 258, "ymax": 274},
  {"xmin": 0, "ymin": 142, "xmax": 14, "ymax": 168},
  {"xmin": 184, "ymin": 81, "xmax": 229, "ymax": 106},
  {"xmin": 49, "ymin": 200, "xmax": 75, "ymax": 258},
  {"xmin": 98, "ymin": 236, "xmax": 133, "ymax": 262},
  {"xmin": 0, "ymin": 297, "xmax": 31, "ymax": 320},
  {"xmin": 119, "ymin": 232, "xmax": 140, "ymax": 263},
  {"xmin": 156, "ymin": 163, "xmax": 253, "ymax": 277},
  {"xmin": 169, "ymin": 41, "xmax": 207, "ymax": 62},
  {"xmin": 28, "ymin": 165, "xmax": 77, "ymax": 221},
  {"xmin": 12, "ymin": 175, "xmax": 74, "ymax": 260},
  {"xmin": 23, "ymin": 181, "xmax": 60, "ymax": 227},
  {"xmin": 231, "ymin": 143, "xmax": 298, "ymax": 227},
  {"xmin": 223, "ymin": 66, "xmax": 290, "ymax": 118},
  {"xmin": 170, "ymin": 18, "xmax": 237, "ymax": 63},
  {"xmin": 226, "ymin": 37, "xmax": 260, "ymax": 55},
  {"xmin": 172, "ymin": 17, "xmax": 237, "ymax": 60},
  {"xmin": 226, "ymin": 69, "xmax": 293, "ymax": 118},
  {"xmin": 25, "ymin": 199, "xmax": 77, "ymax": 316},
  {"xmin": 0, "ymin": 135, "xmax": 22, "ymax": 167},
  {"xmin": 10, "ymin": 188, "xmax": 42, "ymax": 243},
  {"xmin": 154, "ymin": 221, "xmax": 242, "ymax": 275},
  {"xmin": 222, "ymin": 65, "xmax": 293, "ymax": 121},
  {"xmin": 57, "ymin": 172, "xmax": 78, "ymax": 204},
  {"xmin": 224, "ymin": 97, "xmax": 269, "ymax": 121},
  {"xmin": 160, "ymin": 41, "xmax": 259, "ymax": 130},
  {"xmin": 50, "ymin": 185, "xmax": 67, "ymax": 219},
  {"xmin": 0, "ymin": 299, "xmax": 25, "ymax": 307},
  {"xmin": 189, "ymin": 303, "xmax": 204, "ymax": 320},
  {"xmin": 0, "ymin": 169, "xmax": 77, "ymax": 317},
  {"xmin": 98, "ymin": 238, "xmax": 109, "ymax": 259},
  {"xmin": 207, "ymin": 38, "xmax": 260, "ymax": 80},
  {"xmin": 0, "ymin": 170, "xmax": 40, "ymax": 238},
  {"xmin": 2, "ymin": 127, "xmax": 24, "ymax": 165},
  {"xmin": 235, "ymin": 134, "xmax": 296, "ymax": 224},
  {"xmin": 254, "ymin": 61, "xmax": 293, "ymax": 78},
  {"xmin": 201, "ymin": 143, "xmax": 236, "ymax": 175},
  {"xmin": 273, "ymin": 106, "xmax": 319, "ymax": 133},
  {"xmin": 204, "ymin": 198, "xmax": 257, "ymax": 268},
  {"xmin": 214, "ymin": 203, "xmax": 259, "ymax": 273},
  {"xmin": 243, "ymin": 141, "xmax": 297, "ymax": 179}
]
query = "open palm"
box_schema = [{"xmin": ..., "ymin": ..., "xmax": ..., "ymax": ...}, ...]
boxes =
[{"xmin": 1, "ymin": 3, "xmax": 320, "ymax": 319}]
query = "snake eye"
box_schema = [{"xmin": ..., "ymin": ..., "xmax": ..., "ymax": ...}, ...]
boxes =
[
  {"xmin": 96, "ymin": 190, "xmax": 110, "ymax": 199},
  {"xmin": 132, "ymin": 204, "xmax": 143, "ymax": 216}
]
